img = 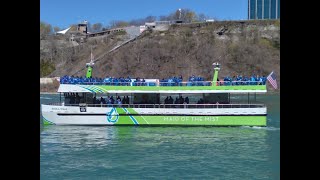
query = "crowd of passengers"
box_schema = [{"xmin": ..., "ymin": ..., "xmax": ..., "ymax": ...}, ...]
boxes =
[
  {"xmin": 60, "ymin": 74, "xmax": 267, "ymax": 86},
  {"xmin": 222, "ymin": 75, "xmax": 267, "ymax": 85},
  {"xmin": 64, "ymin": 93, "xmax": 82, "ymax": 104},
  {"xmin": 160, "ymin": 75, "xmax": 211, "ymax": 86},
  {"xmin": 65, "ymin": 93, "xmax": 227, "ymax": 106},
  {"xmin": 64, "ymin": 93, "xmax": 130, "ymax": 105},
  {"xmin": 164, "ymin": 96, "xmax": 227, "ymax": 104},
  {"xmin": 61, "ymin": 76, "xmax": 133, "ymax": 85},
  {"xmin": 164, "ymin": 96, "xmax": 190, "ymax": 104},
  {"xmin": 92, "ymin": 95, "xmax": 130, "ymax": 105},
  {"xmin": 60, "ymin": 75, "xmax": 157, "ymax": 86}
]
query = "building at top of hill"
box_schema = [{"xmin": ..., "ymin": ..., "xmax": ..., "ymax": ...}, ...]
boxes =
[{"xmin": 248, "ymin": 0, "xmax": 280, "ymax": 20}]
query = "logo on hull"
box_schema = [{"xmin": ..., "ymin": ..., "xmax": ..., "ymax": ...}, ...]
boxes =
[
  {"xmin": 107, "ymin": 108, "xmax": 119, "ymax": 123},
  {"xmin": 80, "ymin": 106, "xmax": 86, "ymax": 112}
]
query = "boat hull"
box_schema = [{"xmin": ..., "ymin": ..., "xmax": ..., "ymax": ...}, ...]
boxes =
[{"xmin": 41, "ymin": 105, "xmax": 267, "ymax": 126}]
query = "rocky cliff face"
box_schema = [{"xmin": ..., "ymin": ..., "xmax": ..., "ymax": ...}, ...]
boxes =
[{"xmin": 41, "ymin": 20, "xmax": 280, "ymax": 91}]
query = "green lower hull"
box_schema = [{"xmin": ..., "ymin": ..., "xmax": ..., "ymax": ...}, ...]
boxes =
[
  {"xmin": 113, "ymin": 108, "xmax": 266, "ymax": 126},
  {"xmin": 114, "ymin": 115, "xmax": 266, "ymax": 126},
  {"xmin": 42, "ymin": 116, "xmax": 54, "ymax": 125},
  {"xmin": 42, "ymin": 107, "xmax": 267, "ymax": 126}
]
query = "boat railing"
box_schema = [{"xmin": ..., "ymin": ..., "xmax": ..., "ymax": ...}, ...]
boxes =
[
  {"xmin": 60, "ymin": 81, "xmax": 266, "ymax": 86},
  {"xmin": 160, "ymin": 81, "xmax": 212, "ymax": 86},
  {"xmin": 159, "ymin": 81, "xmax": 266, "ymax": 86},
  {"xmin": 52, "ymin": 103, "xmax": 266, "ymax": 108},
  {"xmin": 47, "ymin": 102, "xmax": 64, "ymax": 106}
]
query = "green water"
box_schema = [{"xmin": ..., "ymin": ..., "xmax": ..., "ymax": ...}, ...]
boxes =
[{"xmin": 40, "ymin": 94, "xmax": 280, "ymax": 179}]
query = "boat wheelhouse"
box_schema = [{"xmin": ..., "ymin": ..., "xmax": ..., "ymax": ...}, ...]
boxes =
[{"xmin": 41, "ymin": 61, "xmax": 267, "ymax": 126}]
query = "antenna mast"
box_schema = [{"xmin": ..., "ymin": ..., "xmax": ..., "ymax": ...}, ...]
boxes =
[{"xmin": 86, "ymin": 47, "xmax": 95, "ymax": 78}]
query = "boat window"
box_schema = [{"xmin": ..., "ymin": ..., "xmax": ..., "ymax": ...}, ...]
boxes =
[
  {"xmin": 160, "ymin": 93, "xmax": 204, "ymax": 104},
  {"xmin": 229, "ymin": 93, "xmax": 260, "ymax": 104},
  {"xmin": 88, "ymin": 93, "xmax": 133, "ymax": 105},
  {"xmin": 204, "ymin": 93, "xmax": 229, "ymax": 104},
  {"xmin": 133, "ymin": 93, "xmax": 159, "ymax": 104},
  {"xmin": 63, "ymin": 92, "xmax": 87, "ymax": 105}
]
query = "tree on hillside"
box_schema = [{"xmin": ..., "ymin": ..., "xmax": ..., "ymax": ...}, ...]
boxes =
[
  {"xmin": 197, "ymin": 13, "xmax": 208, "ymax": 22},
  {"xmin": 185, "ymin": 10, "xmax": 197, "ymax": 23},
  {"xmin": 53, "ymin": 26, "xmax": 60, "ymax": 33},
  {"xmin": 159, "ymin": 15, "xmax": 169, "ymax": 21},
  {"xmin": 160, "ymin": 9, "xmax": 198, "ymax": 22},
  {"xmin": 92, "ymin": 23, "xmax": 103, "ymax": 32},
  {"xmin": 109, "ymin": 20, "xmax": 129, "ymax": 28},
  {"xmin": 145, "ymin": 16, "xmax": 157, "ymax": 22},
  {"xmin": 69, "ymin": 24, "xmax": 78, "ymax": 31},
  {"xmin": 40, "ymin": 21, "xmax": 53, "ymax": 40},
  {"xmin": 129, "ymin": 19, "xmax": 144, "ymax": 26},
  {"xmin": 87, "ymin": 22, "xmax": 92, "ymax": 32},
  {"xmin": 107, "ymin": 9, "xmax": 210, "ymax": 27},
  {"xmin": 128, "ymin": 16, "xmax": 157, "ymax": 26}
]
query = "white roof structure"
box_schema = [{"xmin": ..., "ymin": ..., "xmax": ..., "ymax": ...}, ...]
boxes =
[{"xmin": 56, "ymin": 27, "xmax": 71, "ymax": 34}]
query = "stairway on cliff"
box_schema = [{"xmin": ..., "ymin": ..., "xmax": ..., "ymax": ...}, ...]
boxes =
[{"xmin": 71, "ymin": 26, "xmax": 142, "ymax": 76}]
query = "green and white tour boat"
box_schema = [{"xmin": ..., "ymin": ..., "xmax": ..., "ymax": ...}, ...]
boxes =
[{"xmin": 41, "ymin": 60, "xmax": 267, "ymax": 126}]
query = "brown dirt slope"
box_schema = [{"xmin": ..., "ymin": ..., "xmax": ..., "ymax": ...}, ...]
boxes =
[{"xmin": 41, "ymin": 20, "xmax": 280, "ymax": 91}]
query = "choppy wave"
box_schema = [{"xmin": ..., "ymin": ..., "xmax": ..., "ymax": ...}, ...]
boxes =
[
  {"xmin": 41, "ymin": 125, "xmax": 280, "ymax": 179},
  {"xmin": 241, "ymin": 126, "xmax": 280, "ymax": 131},
  {"xmin": 40, "ymin": 97, "xmax": 53, "ymax": 100}
]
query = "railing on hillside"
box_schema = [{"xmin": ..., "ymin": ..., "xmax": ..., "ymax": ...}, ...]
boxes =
[{"xmin": 45, "ymin": 103, "xmax": 266, "ymax": 109}]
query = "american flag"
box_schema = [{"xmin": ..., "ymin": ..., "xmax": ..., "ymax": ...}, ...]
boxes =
[{"xmin": 267, "ymin": 71, "xmax": 277, "ymax": 89}]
